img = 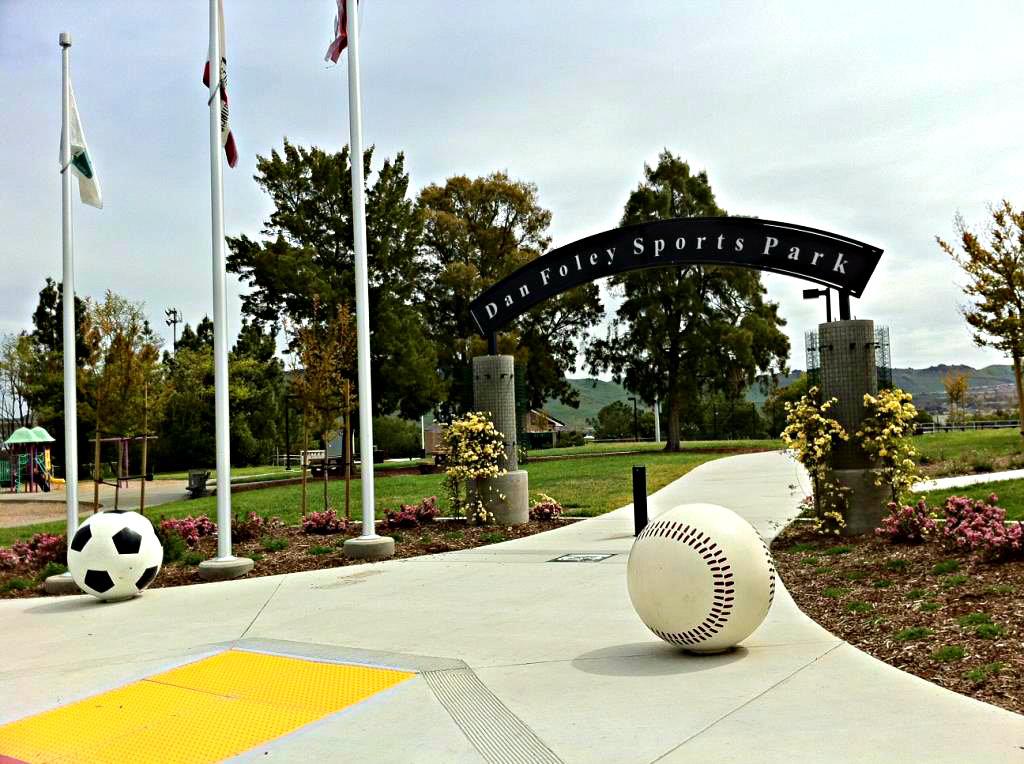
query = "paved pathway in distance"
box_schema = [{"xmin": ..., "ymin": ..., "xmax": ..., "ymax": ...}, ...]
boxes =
[
  {"xmin": 915, "ymin": 468, "xmax": 1024, "ymax": 493},
  {"xmin": 2, "ymin": 452, "xmax": 1023, "ymax": 762}
]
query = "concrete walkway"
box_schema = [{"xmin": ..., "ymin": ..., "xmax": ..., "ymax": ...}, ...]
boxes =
[
  {"xmin": 915, "ymin": 468, "xmax": 1024, "ymax": 493},
  {"xmin": 0, "ymin": 480, "xmax": 188, "ymax": 527},
  {"xmin": 2, "ymin": 452, "xmax": 1023, "ymax": 762}
]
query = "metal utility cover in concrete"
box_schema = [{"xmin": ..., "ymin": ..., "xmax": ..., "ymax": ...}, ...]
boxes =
[{"xmin": 549, "ymin": 553, "xmax": 615, "ymax": 562}]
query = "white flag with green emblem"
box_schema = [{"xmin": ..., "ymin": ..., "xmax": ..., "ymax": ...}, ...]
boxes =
[{"xmin": 60, "ymin": 82, "xmax": 102, "ymax": 209}]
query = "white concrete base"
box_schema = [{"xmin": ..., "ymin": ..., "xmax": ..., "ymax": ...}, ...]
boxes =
[
  {"xmin": 343, "ymin": 535, "xmax": 395, "ymax": 561},
  {"xmin": 197, "ymin": 556, "xmax": 254, "ymax": 581},
  {"xmin": 43, "ymin": 572, "xmax": 80, "ymax": 596},
  {"xmin": 476, "ymin": 470, "xmax": 529, "ymax": 525}
]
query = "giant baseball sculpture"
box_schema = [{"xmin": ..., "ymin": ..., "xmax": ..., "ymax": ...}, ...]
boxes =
[{"xmin": 627, "ymin": 503, "xmax": 776, "ymax": 653}]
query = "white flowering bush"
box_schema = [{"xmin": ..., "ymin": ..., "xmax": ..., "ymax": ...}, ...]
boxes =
[
  {"xmin": 857, "ymin": 388, "xmax": 920, "ymax": 505},
  {"xmin": 781, "ymin": 386, "xmax": 850, "ymax": 535},
  {"xmin": 442, "ymin": 411, "xmax": 507, "ymax": 524}
]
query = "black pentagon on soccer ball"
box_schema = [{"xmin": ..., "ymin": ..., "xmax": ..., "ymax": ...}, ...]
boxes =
[
  {"xmin": 111, "ymin": 527, "xmax": 142, "ymax": 555},
  {"xmin": 70, "ymin": 525, "xmax": 92, "ymax": 552},
  {"xmin": 83, "ymin": 569, "xmax": 114, "ymax": 593},
  {"xmin": 135, "ymin": 565, "xmax": 158, "ymax": 591}
]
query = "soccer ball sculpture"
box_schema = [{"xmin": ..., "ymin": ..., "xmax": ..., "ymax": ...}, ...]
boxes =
[
  {"xmin": 68, "ymin": 511, "xmax": 163, "ymax": 601},
  {"xmin": 627, "ymin": 503, "xmax": 776, "ymax": 653}
]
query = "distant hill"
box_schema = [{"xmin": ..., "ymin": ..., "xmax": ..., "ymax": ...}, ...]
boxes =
[{"xmin": 542, "ymin": 364, "xmax": 1020, "ymax": 430}]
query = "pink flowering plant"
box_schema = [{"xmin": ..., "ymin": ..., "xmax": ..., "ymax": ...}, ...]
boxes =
[
  {"xmin": 875, "ymin": 498, "xmax": 936, "ymax": 544},
  {"xmin": 0, "ymin": 533, "xmax": 68, "ymax": 570},
  {"xmin": 159, "ymin": 515, "xmax": 217, "ymax": 548},
  {"xmin": 301, "ymin": 508, "xmax": 349, "ymax": 535},
  {"xmin": 232, "ymin": 512, "xmax": 268, "ymax": 542},
  {"xmin": 940, "ymin": 494, "xmax": 1023, "ymax": 560},
  {"xmin": 529, "ymin": 494, "xmax": 563, "ymax": 522},
  {"xmin": 384, "ymin": 496, "xmax": 440, "ymax": 529}
]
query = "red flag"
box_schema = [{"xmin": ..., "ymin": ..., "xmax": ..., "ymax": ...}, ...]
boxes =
[
  {"xmin": 203, "ymin": 0, "xmax": 238, "ymax": 168},
  {"xmin": 324, "ymin": 0, "xmax": 354, "ymax": 63}
]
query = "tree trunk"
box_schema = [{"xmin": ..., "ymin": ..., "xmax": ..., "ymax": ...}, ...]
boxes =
[
  {"xmin": 1013, "ymin": 352, "xmax": 1024, "ymax": 438},
  {"xmin": 301, "ymin": 419, "xmax": 308, "ymax": 516},
  {"xmin": 665, "ymin": 388, "xmax": 682, "ymax": 452},
  {"xmin": 322, "ymin": 431, "xmax": 329, "ymax": 511}
]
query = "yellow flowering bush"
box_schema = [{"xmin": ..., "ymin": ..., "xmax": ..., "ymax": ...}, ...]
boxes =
[
  {"xmin": 857, "ymin": 388, "xmax": 920, "ymax": 505},
  {"xmin": 442, "ymin": 411, "xmax": 507, "ymax": 523},
  {"xmin": 781, "ymin": 387, "xmax": 850, "ymax": 534}
]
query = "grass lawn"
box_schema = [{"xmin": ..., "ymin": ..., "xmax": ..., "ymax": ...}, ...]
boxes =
[
  {"xmin": 154, "ymin": 465, "xmax": 293, "ymax": 481},
  {"xmin": 915, "ymin": 429, "xmax": 1024, "ymax": 477},
  {"xmin": 920, "ymin": 479, "xmax": 1024, "ymax": 522},
  {"xmin": 155, "ymin": 459, "xmax": 430, "ymax": 481},
  {"xmin": 0, "ymin": 448, "xmax": 737, "ymax": 547},
  {"xmin": 532, "ymin": 438, "xmax": 780, "ymax": 457}
]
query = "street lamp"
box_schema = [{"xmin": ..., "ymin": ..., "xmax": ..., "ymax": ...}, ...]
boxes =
[
  {"xmin": 164, "ymin": 307, "xmax": 182, "ymax": 350},
  {"xmin": 802, "ymin": 289, "xmax": 831, "ymax": 322},
  {"xmin": 628, "ymin": 396, "xmax": 639, "ymax": 442}
]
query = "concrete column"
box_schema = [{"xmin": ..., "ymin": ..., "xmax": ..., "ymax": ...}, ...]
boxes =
[
  {"xmin": 472, "ymin": 355, "xmax": 519, "ymax": 470},
  {"xmin": 473, "ymin": 355, "xmax": 529, "ymax": 525},
  {"xmin": 817, "ymin": 319, "xmax": 888, "ymax": 534}
]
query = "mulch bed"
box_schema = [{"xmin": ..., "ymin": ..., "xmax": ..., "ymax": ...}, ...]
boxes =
[
  {"xmin": 772, "ymin": 523, "xmax": 1024, "ymax": 715},
  {"xmin": 0, "ymin": 518, "xmax": 575, "ymax": 599}
]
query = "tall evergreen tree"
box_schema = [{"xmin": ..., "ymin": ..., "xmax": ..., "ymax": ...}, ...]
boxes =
[
  {"xmin": 226, "ymin": 140, "xmax": 442, "ymax": 419},
  {"xmin": 586, "ymin": 151, "xmax": 789, "ymax": 450}
]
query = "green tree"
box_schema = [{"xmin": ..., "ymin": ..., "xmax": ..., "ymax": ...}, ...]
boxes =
[
  {"xmin": 763, "ymin": 373, "xmax": 812, "ymax": 437},
  {"xmin": 226, "ymin": 139, "xmax": 442, "ymax": 418},
  {"xmin": 588, "ymin": 400, "xmax": 655, "ymax": 440},
  {"xmin": 157, "ymin": 319, "xmax": 285, "ymax": 470},
  {"xmin": 0, "ymin": 334, "xmax": 35, "ymax": 440},
  {"xmin": 22, "ymin": 278, "xmax": 90, "ymax": 462},
  {"xmin": 586, "ymin": 151, "xmax": 789, "ymax": 451},
  {"xmin": 939, "ymin": 202, "xmax": 1024, "ymax": 434},
  {"xmin": 418, "ymin": 173, "xmax": 602, "ymax": 413}
]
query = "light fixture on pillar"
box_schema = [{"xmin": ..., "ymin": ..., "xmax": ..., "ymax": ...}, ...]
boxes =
[{"xmin": 802, "ymin": 288, "xmax": 832, "ymax": 322}]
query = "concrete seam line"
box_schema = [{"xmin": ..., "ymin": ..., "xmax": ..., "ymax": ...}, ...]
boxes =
[
  {"xmin": 234, "ymin": 575, "xmax": 287, "ymax": 642},
  {"xmin": 422, "ymin": 668, "xmax": 563, "ymax": 764},
  {"xmin": 648, "ymin": 642, "xmax": 844, "ymax": 763}
]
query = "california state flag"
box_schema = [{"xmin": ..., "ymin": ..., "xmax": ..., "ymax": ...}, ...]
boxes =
[
  {"xmin": 202, "ymin": 0, "xmax": 238, "ymax": 168},
  {"xmin": 61, "ymin": 82, "xmax": 102, "ymax": 209}
]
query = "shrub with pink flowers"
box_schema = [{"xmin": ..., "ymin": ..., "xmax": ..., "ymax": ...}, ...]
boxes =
[
  {"xmin": 159, "ymin": 515, "xmax": 217, "ymax": 548},
  {"xmin": 301, "ymin": 509, "xmax": 349, "ymax": 535},
  {"xmin": 10, "ymin": 533, "xmax": 67, "ymax": 568},
  {"xmin": 0, "ymin": 547, "xmax": 20, "ymax": 570},
  {"xmin": 232, "ymin": 512, "xmax": 268, "ymax": 542},
  {"xmin": 875, "ymin": 499, "xmax": 936, "ymax": 544},
  {"xmin": 529, "ymin": 494, "xmax": 563, "ymax": 522},
  {"xmin": 941, "ymin": 494, "xmax": 1023, "ymax": 560},
  {"xmin": 384, "ymin": 496, "xmax": 440, "ymax": 529}
]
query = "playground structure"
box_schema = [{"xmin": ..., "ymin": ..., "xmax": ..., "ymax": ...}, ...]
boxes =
[
  {"xmin": 2, "ymin": 426, "xmax": 61, "ymax": 493},
  {"xmin": 91, "ymin": 434, "xmax": 157, "ymax": 512}
]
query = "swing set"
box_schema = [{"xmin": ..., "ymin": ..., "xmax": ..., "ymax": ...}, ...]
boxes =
[{"xmin": 90, "ymin": 433, "xmax": 157, "ymax": 513}]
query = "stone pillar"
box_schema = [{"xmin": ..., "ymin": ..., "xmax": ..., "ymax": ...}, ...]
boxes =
[
  {"xmin": 817, "ymin": 320, "xmax": 889, "ymax": 534},
  {"xmin": 472, "ymin": 355, "xmax": 529, "ymax": 525}
]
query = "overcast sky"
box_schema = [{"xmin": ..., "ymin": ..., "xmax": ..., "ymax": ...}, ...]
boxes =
[{"xmin": 3, "ymin": 0, "xmax": 1023, "ymax": 373}]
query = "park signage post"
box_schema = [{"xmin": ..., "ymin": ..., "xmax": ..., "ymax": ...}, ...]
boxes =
[{"xmin": 469, "ymin": 217, "xmax": 883, "ymax": 338}]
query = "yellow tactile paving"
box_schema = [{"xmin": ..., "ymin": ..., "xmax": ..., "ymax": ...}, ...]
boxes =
[{"xmin": 0, "ymin": 650, "xmax": 414, "ymax": 764}]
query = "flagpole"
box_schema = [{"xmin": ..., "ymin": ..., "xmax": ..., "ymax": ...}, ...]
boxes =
[
  {"xmin": 343, "ymin": 0, "xmax": 393, "ymax": 560},
  {"xmin": 199, "ymin": 0, "xmax": 252, "ymax": 580},
  {"xmin": 46, "ymin": 32, "xmax": 81, "ymax": 595}
]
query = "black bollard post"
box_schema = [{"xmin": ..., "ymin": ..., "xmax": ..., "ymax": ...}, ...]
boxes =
[{"xmin": 632, "ymin": 465, "xmax": 648, "ymax": 536}]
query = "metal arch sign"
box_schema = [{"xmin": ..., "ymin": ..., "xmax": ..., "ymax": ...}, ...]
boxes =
[{"xmin": 468, "ymin": 216, "xmax": 883, "ymax": 335}]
